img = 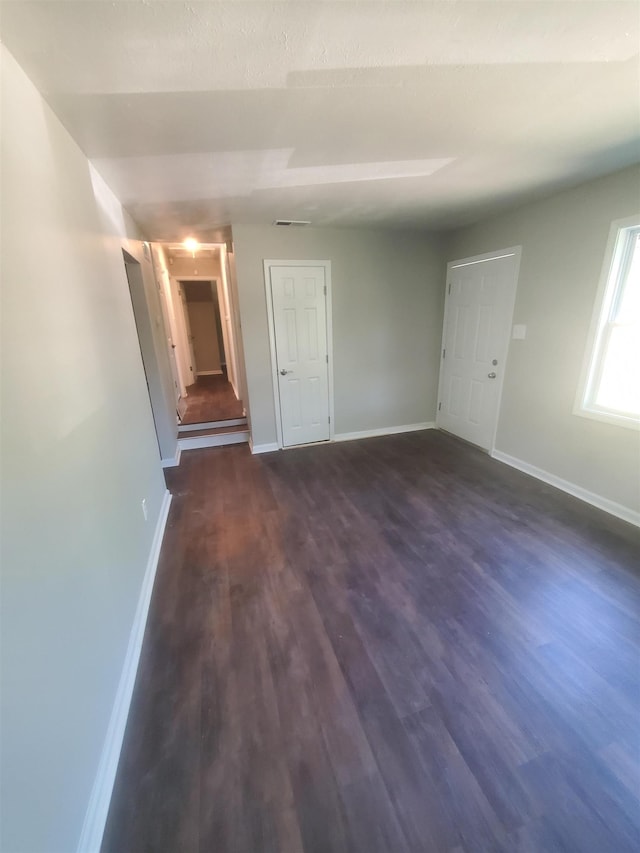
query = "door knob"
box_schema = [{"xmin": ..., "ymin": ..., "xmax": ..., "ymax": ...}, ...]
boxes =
[
  {"xmin": 279, "ymin": 369, "xmax": 293, "ymax": 376},
  {"xmin": 488, "ymin": 372, "xmax": 497, "ymax": 379}
]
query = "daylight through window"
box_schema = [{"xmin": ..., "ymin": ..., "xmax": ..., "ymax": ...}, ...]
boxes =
[{"xmin": 579, "ymin": 220, "xmax": 640, "ymax": 427}]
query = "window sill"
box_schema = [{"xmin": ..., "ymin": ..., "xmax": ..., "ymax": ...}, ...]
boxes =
[{"xmin": 573, "ymin": 405, "xmax": 640, "ymax": 431}]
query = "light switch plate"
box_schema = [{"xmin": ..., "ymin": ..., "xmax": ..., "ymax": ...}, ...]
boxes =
[{"xmin": 512, "ymin": 324, "xmax": 527, "ymax": 340}]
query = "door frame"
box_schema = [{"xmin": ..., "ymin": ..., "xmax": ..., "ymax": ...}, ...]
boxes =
[
  {"xmin": 177, "ymin": 279, "xmax": 200, "ymax": 378},
  {"xmin": 214, "ymin": 261, "xmax": 239, "ymax": 395},
  {"xmin": 176, "ymin": 275, "xmax": 228, "ymax": 374},
  {"xmin": 436, "ymin": 246, "xmax": 522, "ymax": 453},
  {"xmin": 173, "ymin": 271, "xmax": 244, "ymax": 403},
  {"xmin": 122, "ymin": 250, "xmax": 162, "ymax": 457},
  {"xmin": 263, "ymin": 259, "xmax": 335, "ymax": 449}
]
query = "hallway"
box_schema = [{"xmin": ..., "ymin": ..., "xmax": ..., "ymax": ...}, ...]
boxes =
[
  {"xmin": 102, "ymin": 431, "xmax": 640, "ymax": 853},
  {"xmin": 180, "ymin": 373, "xmax": 244, "ymax": 425}
]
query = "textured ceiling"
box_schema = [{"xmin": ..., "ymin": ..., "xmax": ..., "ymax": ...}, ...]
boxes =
[{"xmin": 1, "ymin": 1, "xmax": 639, "ymax": 239}]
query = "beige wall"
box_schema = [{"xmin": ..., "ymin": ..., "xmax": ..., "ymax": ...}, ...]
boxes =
[
  {"xmin": 169, "ymin": 254, "xmax": 221, "ymax": 278},
  {"xmin": 232, "ymin": 225, "xmax": 445, "ymax": 447},
  {"xmin": 446, "ymin": 164, "xmax": 640, "ymax": 514},
  {"xmin": 0, "ymin": 47, "xmax": 168, "ymax": 852}
]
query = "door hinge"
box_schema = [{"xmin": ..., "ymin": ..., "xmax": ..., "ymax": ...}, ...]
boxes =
[
  {"xmin": 324, "ymin": 285, "xmax": 327, "ymax": 295},
  {"xmin": 442, "ymin": 348, "xmax": 446, "ymax": 359},
  {"xmin": 328, "ymin": 415, "xmax": 331, "ymax": 424},
  {"xmin": 448, "ymin": 282, "xmax": 451, "ymax": 294},
  {"xmin": 438, "ymin": 402, "xmax": 442, "ymax": 411},
  {"xmin": 326, "ymin": 354, "xmax": 329, "ymax": 363}
]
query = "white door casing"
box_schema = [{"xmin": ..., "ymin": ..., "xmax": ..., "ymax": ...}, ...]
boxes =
[
  {"xmin": 265, "ymin": 260, "xmax": 334, "ymax": 448},
  {"xmin": 436, "ymin": 249, "xmax": 521, "ymax": 451},
  {"xmin": 219, "ymin": 249, "xmax": 240, "ymax": 399},
  {"xmin": 157, "ymin": 266, "xmax": 189, "ymax": 397},
  {"xmin": 178, "ymin": 282, "xmax": 197, "ymax": 385},
  {"xmin": 151, "ymin": 262, "xmax": 182, "ymax": 406}
]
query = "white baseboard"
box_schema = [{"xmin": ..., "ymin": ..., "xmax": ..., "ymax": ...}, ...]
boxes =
[
  {"xmin": 250, "ymin": 440, "xmax": 280, "ymax": 455},
  {"xmin": 334, "ymin": 422, "xmax": 436, "ymax": 443},
  {"xmin": 161, "ymin": 446, "xmax": 181, "ymax": 468},
  {"xmin": 196, "ymin": 369, "xmax": 223, "ymax": 376},
  {"xmin": 491, "ymin": 450, "xmax": 639, "ymax": 528},
  {"xmin": 178, "ymin": 430, "xmax": 249, "ymax": 451},
  {"xmin": 77, "ymin": 489, "xmax": 172, "ymax": 852}
]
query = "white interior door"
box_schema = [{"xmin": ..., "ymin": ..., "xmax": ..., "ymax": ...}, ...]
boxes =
[
  {"xmin": 178, "ymin": 283, "xmax": 197, "ymax": 385},
  {"xmin": 155, "ymin": 274, "xmax": 181, "ymax": 406},
  {"xmin": 216, "ymin": 274, "xmax": 238, "ymax": 397},
  {"xmin": 268, "ymin": 263, "xmax": 331, "ymax": 447},
  {"xmin": 437, "ymin": 250, "xmax": 520, "ymax": 450}
]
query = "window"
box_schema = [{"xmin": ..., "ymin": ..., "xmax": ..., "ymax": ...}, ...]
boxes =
[{"xmin": 577, "ymin": 216, "xmax": 640, "ymax": 429}]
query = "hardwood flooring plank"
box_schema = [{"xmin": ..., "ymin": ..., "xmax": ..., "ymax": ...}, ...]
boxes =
[
  {"xmin": 181, "ymin": 373, "xmax": 243, "ymax": 425},
  {"xmin": 103, "ymin": 431, "xmax": 640, "ymax": 853}
]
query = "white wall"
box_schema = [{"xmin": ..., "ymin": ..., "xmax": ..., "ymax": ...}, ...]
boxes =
[
  {"xmin": 446, "ymin": 164, "xmax": 640, "ymax": 515},
  {"xmin": 0, "ymin": 47, "xmax": 168, "ymax": 853},
  {"xmin": 232, "ymin": 225, "xmax": 445, "ymax": 447}
]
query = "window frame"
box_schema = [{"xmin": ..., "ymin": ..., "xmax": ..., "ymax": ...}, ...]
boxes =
[{"xmin": 574, "ymin": 214, "xmax": 640, "ymax": 431}]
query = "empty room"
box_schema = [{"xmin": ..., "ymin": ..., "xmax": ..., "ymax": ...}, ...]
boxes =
[{"xmin": 1, "ymin": 2, "xmax": 639, "ymax": 853}]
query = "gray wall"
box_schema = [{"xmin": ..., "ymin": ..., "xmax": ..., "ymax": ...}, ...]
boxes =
[
  {"xmin": 1, "ymin": 47, "xmax": 168, "ymax": 852},
  {"xmin": 232, "ymin": 225, "xmax": 445, "ymax": 447},
  {"xmin": 446, "ymin": 164, "xmax": 640, "ymax": 514}
]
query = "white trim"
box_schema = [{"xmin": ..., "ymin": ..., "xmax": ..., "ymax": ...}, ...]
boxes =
[
  {"xmin": 574, "ymin": 214, "xmax": 640, "ymax": 431},
  {"xmin": 491, "ymin": 450, "xmax": 639, "ymax": 528},
  {"xmin": 450, "ymin": 251, "xmax": 516, "ymax": 269},
  {"xmin": 179, "ymin": 417, "xmax": 246, "ymax": 433},
  {"xmin": 250, "ymin": 439, "xmax": 280, "ymax": 455},
  {"xmin": 263, "ymin": 259, "xmax": 335, "ymax": 449},
  {"xmin": 217, "ymin": 253, "xmax": 241, "ymax": 402},
  {"xmin": 436, "ymin": 246, "xmax": 521, "ymax": 453},
  {"xmin": 334, "ymin": 422, "xmax": 436, "ymax": 442},
  {"xmin": 196, "ymin": 369, "xmax": 223, "ymax": 376},
  {"xmin": 178, "ymin": 430, "xmax": 249, "ymax": 451},
  {"xmin": 575, "ymin": 405, "xmax": 640, "ymax": 431},
  {"xmin": 77, "ymin": 489, "xmax": 172, "ymax": 853},
  {"xmin": 160, "ymin": 446, "xmax": 181, "ymax": 468}
]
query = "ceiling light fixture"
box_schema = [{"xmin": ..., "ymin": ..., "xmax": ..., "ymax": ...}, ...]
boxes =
[{"xmin": 183, "ymin": 237, "xmax": 199, "ymax": 256}]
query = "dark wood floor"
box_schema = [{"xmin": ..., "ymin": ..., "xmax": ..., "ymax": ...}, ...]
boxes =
[
  {"xmin": 181, "ymin": 374, "xmax": 243, "ymax": 424},
  {"xmin": 102, "ymin": 430, "xmax": 640, "ymax": 853}
]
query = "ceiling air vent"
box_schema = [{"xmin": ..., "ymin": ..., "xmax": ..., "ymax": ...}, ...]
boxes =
[{"xmin": 274, "ymin": 219, "xmax": 311, "ymax": 227}]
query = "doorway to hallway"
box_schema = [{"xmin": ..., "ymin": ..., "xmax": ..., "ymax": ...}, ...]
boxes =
[{"xmin": 150, "ymin": 241, "xmax": 250, "ymax": 450}]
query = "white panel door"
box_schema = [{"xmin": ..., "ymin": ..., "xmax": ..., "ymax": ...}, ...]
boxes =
[
  {"xmin": 269, "ymin": 265, "xmax": 330, "ymax": 447},
  {"xmin": 437, "ymin": 252, "xmax": 519, "ymax": 450}
]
